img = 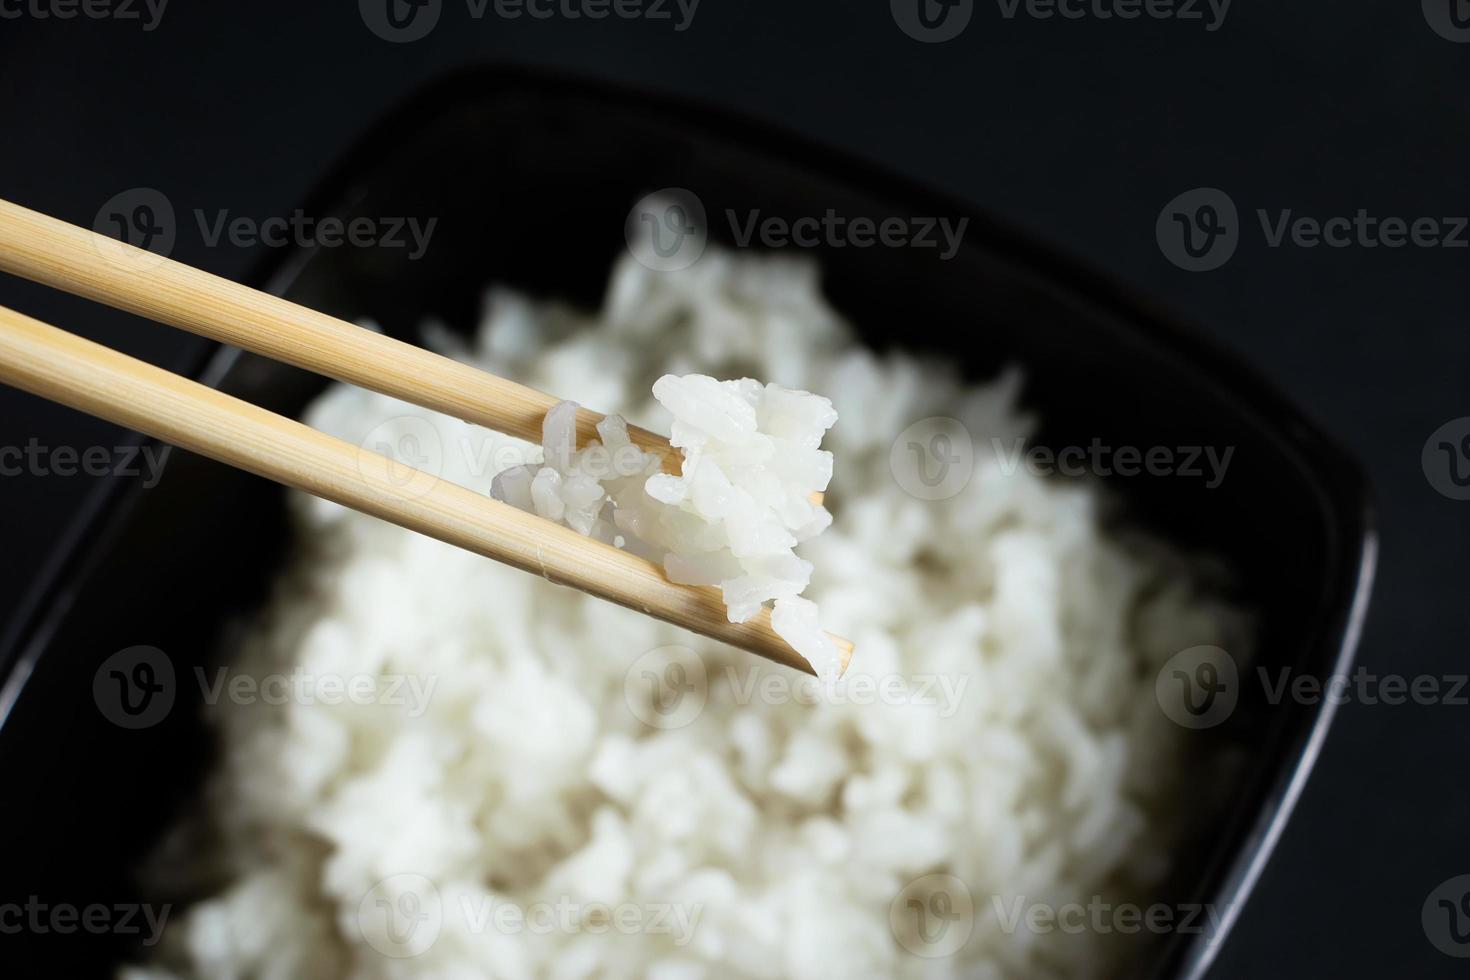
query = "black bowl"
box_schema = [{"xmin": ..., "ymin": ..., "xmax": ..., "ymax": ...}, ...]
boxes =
[{"xmin": 0, "ymin": 66, "xmax": 1374, "ymax": 978}]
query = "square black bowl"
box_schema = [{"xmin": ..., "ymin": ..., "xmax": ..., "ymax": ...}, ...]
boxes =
[{"xmin": 0, "ymin": 66, "xmax": 1374, "ymax": 978}]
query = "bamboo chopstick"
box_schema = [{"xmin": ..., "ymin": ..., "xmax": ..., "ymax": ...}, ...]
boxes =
[
  {"xmin": 0, "ymin": 304, "xmax": 852, "ymax": 676},
  {"xmin": 0, "ymin": 198, "xmax": 678, "ymax": 468},
  {"xmin": 0, "ymin": 198, "xmax": 824, "ymax": 505}
]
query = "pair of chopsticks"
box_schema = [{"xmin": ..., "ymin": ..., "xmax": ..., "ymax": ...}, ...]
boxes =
[{"xmin": 0, "ymin": 198, "xmax": 851, "ymax": 676}]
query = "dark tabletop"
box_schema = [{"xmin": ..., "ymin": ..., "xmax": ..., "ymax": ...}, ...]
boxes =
[{"xmin": 0, "ymin": 2, "xmax": 1465, "ymax": 976}]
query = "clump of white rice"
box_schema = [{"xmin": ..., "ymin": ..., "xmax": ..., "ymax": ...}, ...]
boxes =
[
  {"xmin": 125, "ymin": 250, "xmax": 1246, "ymax": 980},
  {"xmin": 492, "ymin": 375, "xmax": 841, "ymax": 678}
]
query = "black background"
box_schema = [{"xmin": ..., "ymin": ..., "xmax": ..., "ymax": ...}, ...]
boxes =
[{"xmin": 0, "ymin": 1, "xmax": 1466, "ymax": 976}]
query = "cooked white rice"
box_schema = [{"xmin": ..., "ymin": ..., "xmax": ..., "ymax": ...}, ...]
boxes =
[
  {"xmin": 491, "ymin": 375, "xmax": 841, "ymax": 678},
  {"xmin": 124, "ymin": 250, "xmax": 1244, "ymax": 980}
]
